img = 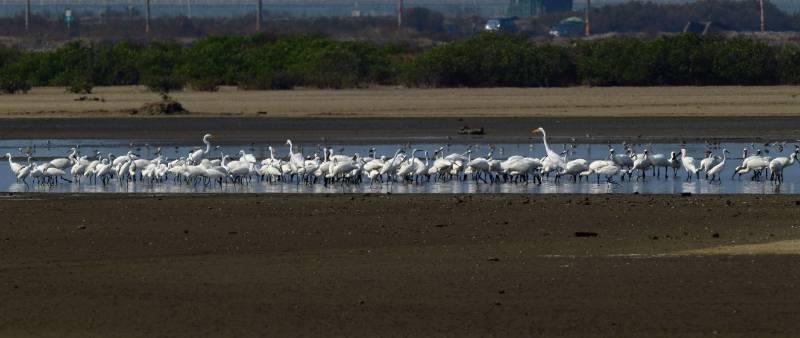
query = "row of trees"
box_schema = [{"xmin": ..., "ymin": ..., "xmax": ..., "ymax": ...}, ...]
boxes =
[
  {"xmin": 2, "ymin": 33, "xmax": 800, "ymax": 93},
  {"xmin": 0, "ymin": 34, "xmax": 403, "ymax": 93},
  {"xmin": 411, "ymin": 33, "xmax": 800, "ymax": 86}
]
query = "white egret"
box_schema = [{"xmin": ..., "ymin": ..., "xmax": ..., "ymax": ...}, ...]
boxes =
[
  {"xmin": 680, "ymin": 147, "xmax": 701, "ymax": 181},
  {"xmin": 706, "ymin": 149, "xmax": 730, "ymax": 182},
  {"xmin": 5, "ymin": 153, "xmax": 24, "ymax": 176},
  {"xmin": 189, "ymin": 133, "xmax": 213, "ymax": 164},
  {"xmin": 531, "ymin": 127, "xmax": 564, "ymax": 169}
]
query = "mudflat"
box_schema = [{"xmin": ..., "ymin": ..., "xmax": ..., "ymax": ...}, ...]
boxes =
[
  {"xmin": 2, "ymin": 86, "xmax": 799, "ymax": 144},
  {"xmin": 2, "ymin": 193, "xmax": 800, "ymax": 337},
  {"xmin": 1, "ymin": 86, "xmax": 800, "ymax": 118},
  {"xmin": 1, "ymin": 116, "xmax": 800, "ymax": 144}
]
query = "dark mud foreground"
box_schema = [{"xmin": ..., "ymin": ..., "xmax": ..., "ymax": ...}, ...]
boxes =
[{"xmin": 2, "ymin": 194, "xmax": 800, "ymax": 337}]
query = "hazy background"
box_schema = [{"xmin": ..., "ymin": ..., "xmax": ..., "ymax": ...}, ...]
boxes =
[{"xmin": 0, "ymin": 0, "xmax": 798, "ymax": 18}]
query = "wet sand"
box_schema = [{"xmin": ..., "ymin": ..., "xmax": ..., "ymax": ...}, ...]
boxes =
[
  {"xmin": 2, "ymin": 116, "xmax": 800, "ymax": 144},
  {"xmin": 3, "ymin": 86, "xmax": 800, "ymax": 118},
  {"xmin": 2, "ymin": 193, "xmax": 800, "ymax": 337}
]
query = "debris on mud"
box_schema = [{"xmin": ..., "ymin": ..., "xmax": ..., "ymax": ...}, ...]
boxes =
[
  {"xmin": 575, "ymin": 231, "xmax": 599, "ymax": 237},
  {"xmin": 133, "ymin": 93, "xmax": 188, "ymax": 115},
  {"xmin": 458, "ymin": 126, "xmax": 485, "ymax": 135},
  {"xmin": 73, "ymin": 96, "xmax": 105, "ymax": 102}
]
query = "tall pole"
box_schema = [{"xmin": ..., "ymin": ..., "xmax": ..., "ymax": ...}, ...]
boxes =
[
  {"xmin": 397, "ymin": 0, "xmax": 403, "ymax": 27},
  {"xmin": 584, "ymin": 0, "xmax": 591, "ymax": 37},
  {"xmin": 25, "ymin": 0, "xmax": 30, "ymax": 31},
  {"xmin": 100, "ymin": 0, "xmax": 106, "ymax": 24},
  {"xmin": 759, "ymin": 0, "xmax": 765, "ymax": 32},
  {"xmin": 145, "ymin": 0, "xmax": 151, "ymax": 36},
  {"xmin": 256, "ymin": 0, "xmax": 262, "ymax": 31}
]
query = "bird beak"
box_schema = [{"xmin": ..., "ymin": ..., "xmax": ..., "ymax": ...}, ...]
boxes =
[{"xmin": 530, "ymin": 129, "xmax": 540, "ymax": 134}]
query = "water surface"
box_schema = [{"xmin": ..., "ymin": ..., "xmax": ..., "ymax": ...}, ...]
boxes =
[{"xmin": 3, "ymin": 139, "xmax": 798, "ymax": 194}]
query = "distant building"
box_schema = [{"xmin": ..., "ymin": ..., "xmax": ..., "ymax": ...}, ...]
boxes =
[
  {"xmin": 549, "ymin": 16, "xmax": 583, "ymax": 37},
  {"xmin": 507, "ymin": 0, "xmax": 573, "ymax": 17}
]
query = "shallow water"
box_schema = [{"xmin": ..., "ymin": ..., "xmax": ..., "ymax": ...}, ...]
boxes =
[{"xmin": 2, "ymin": 139, "xmax": 798, "ymax": 194}]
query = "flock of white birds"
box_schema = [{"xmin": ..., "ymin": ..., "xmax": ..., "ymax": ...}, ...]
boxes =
[{"xmin": 4, "ymin": 127, "xmax": 800, "ymax": 187}]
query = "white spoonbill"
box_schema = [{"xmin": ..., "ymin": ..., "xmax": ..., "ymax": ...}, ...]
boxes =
[
  {"xmin": 112, "ymin": 151, "xmax": 134, "ymax": 166},
  {"xmin": 379, "ymin": 149, "xmax": 405, "ymax": 180},
  {"xmin": 50, "ymin": 148, "xmax": 77, "ymax": 170},
  {"xmin": 668, "ymin": 151, "xmax": 681, "ymax": 177},
  {"xmin": 609, "ymin": 147, "xmax": 633, "ymax": 169},
  {"xmin": 327, "ymin": 157, "xmax": 358, "ymax": 182},
  {"xmin": 557, "ymin": 157, "xmax": 588, "ymax": 183},
  {"xmin": 631, "ymin": 149, "xmax": 650, "ymax": 180},
  {"xmin": 362, "ymin": 155, "xmax": 386, "ymax": 173},
  {"xmin": 595, "ymin": 164, "xmax": 624, "ymax": 184},
  {"xmin": 698, "ymin": 151, "xmax": 717, "ymax": 179},
  {"xmin": 581, "ymin": 159, "xmax": 615, "ymax": 183},
  {"xmin": 768, "ymin": 151, "xmax": 798, "ymax": 182},
  {"xmin": 732, "ymin": 148, "xmax": 760, "ymax": 179},
  {"xmin": 466, "ymin": 149, "xmax": 493, "ymax": 183},
  {"xmin": 503, "ymin": 157, "xmax": 542, "ymax": 184},
  {"xmin": 95, "ymin": 158, "xmax": 114, "ymax": 184},
  {"xmin": 647, "ymin": 151, "xmax": 670, "ymax": 178},
  {"xmin": 286, "ymin": 139, "xmax": 305, "ymax": 178},
  {"xmin": 413, "ymin": 151, "xmax": 430, "ymax": 183},
  {"xmin": 16, "ymin": 163, "xmax": 33, "ymax": 183},
  {"xmin": 239, "ymin": 150, "xmax": 257, "ymax": 164},
  {"xmin": 734, "ymin": 151, "xmax": 769, "ymax": 181},
  {"xmin": 429, "ymin": 148, "xmax": 453, "ymax": 179},
  {"xmin": 43, "ymin": 164, "xmax": 71, "ymax": 184},
  {"xmin": 396, "ymin": 149, "xmax": 419, "ymax": 181}
]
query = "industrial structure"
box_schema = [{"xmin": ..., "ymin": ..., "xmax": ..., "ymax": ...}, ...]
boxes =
[
  {"xmin": 0, "ymin": 0, "xmax": 510, "ymax": 18},
  {"xmin": 507, "ymin": 0, "xmax": 572, "ymax": 17}
]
